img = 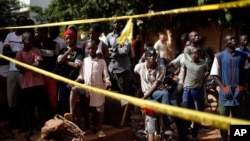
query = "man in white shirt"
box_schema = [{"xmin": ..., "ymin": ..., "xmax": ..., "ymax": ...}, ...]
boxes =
[
  {"xmin": 154, "ymin": 33, "xmax": 168, "ymax": 67},
  {"xmin": 3, "ymin": 16, "xmax": 28, "ymax": 130}
]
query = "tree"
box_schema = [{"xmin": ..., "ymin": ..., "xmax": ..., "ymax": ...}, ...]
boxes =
[
  {"xmin": 42, "ymin": 0, "xmax": 250, "ymax": 41},
  {"xmin": 30, "ymin": 6, "xmax": 47, "ymax": 24},
  {"xmin": 0, "ymin": 0, "xmax": 25, "ymax": 27}
]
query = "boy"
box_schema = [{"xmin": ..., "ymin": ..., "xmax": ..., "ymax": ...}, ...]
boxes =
[
  {"xmin": 65, "ymin": 40, "xmax": 111, "ymax": 137},
  {"xmin": 182, "ymin": 47, "xmax": 209, "ymax": 140}
]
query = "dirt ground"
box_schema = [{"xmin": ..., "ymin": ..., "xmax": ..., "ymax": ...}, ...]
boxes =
[{"xmin": 0, "ymin": 93, "xmax": 222, "ymax": 141}]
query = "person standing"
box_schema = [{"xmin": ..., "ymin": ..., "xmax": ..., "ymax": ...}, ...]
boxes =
[
  {"xmin": 131, "ymin": 34, "xmax": 144, "ymax": 68},
  {"xmin": 105, "ymin": 20, "xmax": 132, "ymax": 126},
  {"xmin": 105, "ymin": 20, "xmax": 131, "ymax": 95},
  {"xmin": 0, "ymin": 29, "xmax": 9, "ymax": 121},
  {"xmin": 184, "ymin": 31, "xmax": 211, "ymax": 107},
  {"xmin": 49, "ymin": 26, "xmax": 67, "ymax": 50},
  {"xmin": 182, "ymin": 47, "xmax": 210, "ymax": 140},
  {"xmin": 67, "ymin": 25, "xmax": 84, "ymax": 49},
  {"xmin": 66, "ymin": 40, "xmax": 111, "ymax": 137},
  {"xmin": 57, "ymin": 29, "xmax": 83, "ymax": 115},
  {"xmin": 84, "ymin": 23, "xmax": 109, "ymax": 65},
  {"xmin": 210, "ymin": 35, "xmax": 248, "ymax": 141},
  {"xmin": 15, "ymin": 31, "xmax": 45, "ymax": 138},
  {"xmin": 235, "ymin": 34, "xmax": 250, "ymax": 120},
  {"xmin": 167, "ymin": 53, "xmax": 187, "ymax": 141},
  {"xmin": 3, "ymin": 16, "xmax": 28, "ymax": 130},
  {"xmin": 154, "ymin": 33, "xmax": 168, "ymax": 67},
  {"xmin": 36, "ymin": 27, "xmax": 60, "ymax": 116},
  {"xmin": 184, "ymin": 31, "xmax": 210, "ymax": 62}
]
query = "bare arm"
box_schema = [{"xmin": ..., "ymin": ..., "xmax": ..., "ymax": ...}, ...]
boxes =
[
  {"xmin": 102, "ymin": 44, "xmax": 110, "ymax": 65},
  {"xmin": 212, "ymin": 75, "xmax": 223, "ymax": 88},
  {"xmin": 143, "ymin": 80, "xmax": 161, "ymax": 99},
  {"xmin": 57, "ymin": 47, "xmax": 74, "ymax": 64}
]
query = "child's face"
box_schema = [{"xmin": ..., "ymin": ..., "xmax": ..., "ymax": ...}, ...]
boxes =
[
  {"xmin": 23, "ymin": 35, "xmax": 33, "ymax": 48},
  {"xmin": 86, "ymin": 42, "xmax": 97, "ymax": 57},
  {"xmin": 191, "ymin": 48, "xmax": 201, "ymax": 62},
  {"xmin": 65, "ymin": 34, "xmax": 76, "ymax": 47}
]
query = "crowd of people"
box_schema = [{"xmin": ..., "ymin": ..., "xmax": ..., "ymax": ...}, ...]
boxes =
[{"xmin": 0, "ymin": 15, "xmax": 250, "ymax": 141}]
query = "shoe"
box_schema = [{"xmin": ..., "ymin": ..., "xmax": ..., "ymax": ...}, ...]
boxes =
[
  {"xmin": 64, "ymin": 113, "xmax": 73, "ymax": 121},
  {"xmin": 97, "ymin": 130, "xmax": 106, "ymax": 138}
]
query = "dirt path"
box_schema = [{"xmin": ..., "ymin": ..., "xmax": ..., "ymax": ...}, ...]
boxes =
[{"xmin": 0, "ymin": 93, "xmax": 222, "ymax": 141}]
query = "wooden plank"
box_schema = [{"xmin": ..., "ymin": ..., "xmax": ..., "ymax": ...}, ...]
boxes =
[{"xmin": 103, "ymin": 97, "xmax": 129, "ymax": 127}]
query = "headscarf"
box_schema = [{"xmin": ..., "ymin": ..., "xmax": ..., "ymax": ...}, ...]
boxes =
[{"xmin": 64, "ymin": 29, "xmax": 76, "ymax": 41}]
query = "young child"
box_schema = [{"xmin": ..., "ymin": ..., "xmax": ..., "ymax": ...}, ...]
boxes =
[
  {"xmin": 15, "ymin": 31, "xmax": 45, "ymax": 138},
  {"xmin": 65, "ymin": 40, "xmax": 111, "ymax": 137},
  {"xmin": 182, "ymin": 47, "xmax": 209, "ymax": 140}
]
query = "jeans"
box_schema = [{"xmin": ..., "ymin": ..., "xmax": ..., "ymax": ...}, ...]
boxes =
[
  {"xmin": 182, "ymin": 87, "xmax": 204, "ymax": 138},
  {"xmin": 159, "ymin": 58, "xmax": 168, "ymax": 67},
  {"xmin": 147, "ymin": 90, "xmax": 173, "ymax": 126}
]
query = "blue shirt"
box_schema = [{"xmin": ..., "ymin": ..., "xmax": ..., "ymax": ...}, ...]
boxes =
[{"xmin": 215, "ymin": 49, "xmax": 247, "ymax": 106}]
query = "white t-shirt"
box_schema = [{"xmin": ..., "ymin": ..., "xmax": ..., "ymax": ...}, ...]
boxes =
[
  {"xmin": 0, "ymin": 41, "xmax": 9, "ymax": 77},
  {"xmin": 4, "ymin": 32, "xmax": 24, "ymax": 71},
  {"xmin": 154, "ymin": 40, "xmax": 168, "ymax": 60}
]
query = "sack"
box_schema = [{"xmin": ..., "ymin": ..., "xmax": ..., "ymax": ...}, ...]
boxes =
[{"xmin": 41, "ymin": 114, "xmax": 85, "ymax": 141}]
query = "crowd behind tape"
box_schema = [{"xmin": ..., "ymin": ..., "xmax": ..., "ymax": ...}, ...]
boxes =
[
  {"xmin": 0, "ymin": 0, "xmax": 250, "ymax": 30},
  {"xmin": 1, "ymin": 0, "xmax": 250, "ymax": 130},
  {"xmin": 1, "ymin": 54, "xmax": 250, "ymax": 131}
]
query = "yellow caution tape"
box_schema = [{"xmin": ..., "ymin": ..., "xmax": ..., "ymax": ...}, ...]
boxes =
[
  {"xmin": 1, "ymin": 0, "xmax": 250, "ymax": 30},
  {"xmin": 1, "ymin": 54, "xmax": 250, "ymax": 130}
]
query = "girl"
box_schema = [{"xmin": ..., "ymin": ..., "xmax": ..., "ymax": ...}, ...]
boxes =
[{"xmin": 57, "ymin": 29, "xmax": 83, "ymax": 115}]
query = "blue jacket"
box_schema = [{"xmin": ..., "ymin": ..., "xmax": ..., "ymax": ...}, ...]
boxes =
[{"xmin": 216, "ymin": 49, "xmax": 247, "ymax": 106}]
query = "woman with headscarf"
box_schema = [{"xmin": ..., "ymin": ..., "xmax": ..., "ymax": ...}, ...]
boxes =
[{"xmin": 57, "ymin": 29, "xmax": 83, "ymax": 115}]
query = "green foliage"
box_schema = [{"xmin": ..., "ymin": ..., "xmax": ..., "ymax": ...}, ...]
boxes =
[
  {"xmin": 0, "ymin": 0, "xmax": 24, "ymax": 27},
  {"xmin": 41, "ymin": 0, "xmax": 250, "ymax": 35},
  {"xmin": 30, "ymin": 6, "xmax": 47, "ymax": 23}
]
